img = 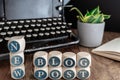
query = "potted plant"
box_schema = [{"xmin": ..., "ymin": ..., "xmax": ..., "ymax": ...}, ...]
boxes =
[{"xmin": 70, "ymin": 6, "xmax": 110, "ymax": 47}]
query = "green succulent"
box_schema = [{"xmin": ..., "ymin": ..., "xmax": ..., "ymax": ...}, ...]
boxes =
[{"xmin": 70, "ymin": 6, "xmax": 111, "ymax": 23}]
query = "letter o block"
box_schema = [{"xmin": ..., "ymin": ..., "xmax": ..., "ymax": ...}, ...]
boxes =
[
  {"xmin": 11, "ymin": 64, "xmax": 25, "ymax": 79},
  {"xmin": 77, "ymin": 52, "xmax": 91, "ymax": 68},
  {"xmin": 34, "ymin": 67, "xmax": 48, "ymax": 80},
  {"xmin": 10, "ymin": 52, "xmax": 24, "ymax": 66},
  {"xmin": 33, "ymin": 51, "xmax": 48, "ymax": 67},
  {"xmin": 49, "ymin": 51, "xmax": 62, "ymax": 67},
  {"xmin": 63, "ymin": 52, "xmax": 76, "ymax": 68},
  {"xmin": 63, "ymin": 67, "xmax": 76, "ymax": 80},
  {"xmin": 49, "ymin": 67, "xmax": 62, "ymax": 80},
  {"xmin": 8, "ymin": 36, "xmax": 25, "ymax": 53},
  {"xmin": 76, "ymin": 67, "xmax": 90, "ymax": 80}
]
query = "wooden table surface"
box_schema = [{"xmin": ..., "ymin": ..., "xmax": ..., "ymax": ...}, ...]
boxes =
[{"xmin": 0, "ymin": 31, "xmax": 120, "ymax": 80}]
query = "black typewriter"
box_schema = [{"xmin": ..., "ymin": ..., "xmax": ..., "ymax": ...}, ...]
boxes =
[{"xmin": 0, "ymin": 0, "xmax": 79, "ymax": 60}]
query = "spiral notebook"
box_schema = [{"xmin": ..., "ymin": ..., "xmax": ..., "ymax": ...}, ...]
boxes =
[{"xmin": 92, "ymin": 37, "xmax": 120, "ymax": 61}]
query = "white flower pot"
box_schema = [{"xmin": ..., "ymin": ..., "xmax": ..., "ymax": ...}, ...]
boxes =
[{"xmin": 77, "ymin": 21, "xmax": 105, "ymax": 47}]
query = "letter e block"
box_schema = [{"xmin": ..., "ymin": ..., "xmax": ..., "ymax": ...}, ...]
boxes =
[
  {"xmin": 77, "ymin": 52, "xmax": 91, "ymax": 68},
  {"xmin": 10, "ymin": 52, "xmax": 24, "ymax": 66}
]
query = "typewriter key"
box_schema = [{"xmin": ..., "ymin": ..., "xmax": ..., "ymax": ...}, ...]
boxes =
[
  {"xmin": 31, "ymin": 20, "xmax": 36, "ymax": 23},
  {"xmin": 37, "ymin": 19, "xmax": 42, "ymax": 22},
  {"xmin": 6, "ymin": 21, "xmax": 12, "ymax": 25},
  {"xmin": 19, "ymin": 20, "xmax": 24, "ymax": 24},
  {"xmin": 0, "ymin": 38, "xmax": 3, "ymax": 42},
  {"xmin": 26, "ymin": 20, "xmax": 31, "ymax": 23},
  {"xmin": 13, "ymin": 21, "xmax": 18, "ymax": 24},
  {"xmin": 0, "ymin": 22, "xmax": 5, "ymax": 25}
]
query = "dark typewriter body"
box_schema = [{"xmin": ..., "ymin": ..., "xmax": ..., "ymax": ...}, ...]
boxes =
[{"xmin": 0, "ymin": 0, "xmax": 79, "ymax": 60}]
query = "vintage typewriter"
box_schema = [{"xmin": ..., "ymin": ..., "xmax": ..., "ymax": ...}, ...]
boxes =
[{"xmin": 0, "ymin": 0, "xmax": 79, "ymax": 59}]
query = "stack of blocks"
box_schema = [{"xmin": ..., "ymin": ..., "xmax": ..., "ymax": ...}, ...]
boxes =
[
  {"xmin": 8, "ymin": 36, "xmax": 25, "ymax": 79},
  {"xmin": 33, "ymin": 51, "xmax": 91, "ymax": 80},
  {"xmin": 76, "ymin": 52, "xmax": 91, "ymax": 79},
  {"xmin": 62, "ymin": 52, "xmax": 76, "ymax": 80}
]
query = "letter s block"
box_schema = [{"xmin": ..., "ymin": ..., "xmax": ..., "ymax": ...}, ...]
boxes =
[
  {"xmin": 49, "ymin": 67, "xmax": 62, "ymax": 80},
  {"xmin": 34, "ymin": 67, "xmax": 48, "ymax": 80},
  {"xmin": 63, "ymin": 52, "xmax": 76, "ymax": 68},
  {"xmin": 33, "ymin": 51, "xmax": 48, "ymax": 68},
  {"xmin": 77, "ymin": 52, "xmax": 91, "ymax": 68},
  {"xmin": 76, "ymin": 67, "xmax": 90, "ymax": 80},
  {"xmin": 8, "ymin": 36, "xmax": 25, "ymax": 53},
  {"xmin": 11, "ymin": 64, "xmax": 25, "ymax": 79},
  {"xmin": 49, "ymin": 51, "xmax": 62, "ymax": 67},
  {"xmin": 10, "ymin": 52, "xmax": 24, "ymax": 66},
  {"xmin": 63, "ymin": 67, "xmax": 76, "ymax": 80}
]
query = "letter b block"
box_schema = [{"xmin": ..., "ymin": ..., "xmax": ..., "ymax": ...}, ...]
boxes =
[
  {"xmin": 33, "ymin": 51, "xmax": 48, "ymax": 67},
  {"xmin": 11, "ymin": 64, "xmax": 25, "ymax": 79}
]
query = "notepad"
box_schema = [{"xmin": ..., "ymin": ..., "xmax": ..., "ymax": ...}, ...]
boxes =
[{"xmin": 92, "ymin": 37, "xmax": 120, "ymax": 61}]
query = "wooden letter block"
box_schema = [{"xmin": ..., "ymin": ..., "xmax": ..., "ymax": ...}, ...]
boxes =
[
  {"xmin": 11, "ymin": 64, "xmax": 25, "ymax": 79},
  {"xmin": 76, "ymin": 67, "xmax": 90, "ymax": 80},
  {"xmin": 63, "ymin": 67, "xmax": 76, "ymax": 80},
  {"xmin": 49, "ymin": 51, "xmax": 62, "ymax": 67},
  {"xmin": 10, "ymin": 52, "xmax": 24, "ymax": 66},
  {"xmin": 33, "ymin": 51, "xmax": 48, "ymax": 67},
  {"xmin": 8, "ymin": 36, "xmax": 25, "ymax": 53},
  {"xmin": 34, "ymin": 67, "xmax": 48, "ymax": 80},
  {"xmin": 49, "ymin": 67, "xmax": 62, "ymax": 80},
  {"xmin": 63, "ymin": 52, "xmax": 76, "ymax": 68},
  {"xmin": 77, "ymin": 52, "xmax": 91, "ymax": 68}
]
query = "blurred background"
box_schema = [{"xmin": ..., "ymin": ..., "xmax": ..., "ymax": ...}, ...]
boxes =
[
  {"xmin": 0, "ymin": 0, "xmax": 120, "ymax": 32},
  {"xmin": 65, "ymin": 0, "xmax": 120, "ymax": 32}
]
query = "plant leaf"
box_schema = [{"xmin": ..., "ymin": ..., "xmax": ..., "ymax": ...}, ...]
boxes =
[
  {"xmin": 85, "ymin": 10, "xmax": 91, "ymax": 17},
  {"xmin": 89, "ymin": 6, "xmax": 101, "ymax": 15},
  {"xmin": 103, "ymin": 14, "xmax": 111, "ymax": 19},
  {"xmin": 70, "ymin": 7, "xmax": 84, "ymax": 19},
  {"xmin": 92, "ymin": 14, "xmax": 104, "ymax": 23},
  {"xmin": 77, "ymin": 16, "xmax": 84, "ymax": 22},
  {"xmin": 83, "ymin": 15, "xmax": 95, "ymax": 23}
]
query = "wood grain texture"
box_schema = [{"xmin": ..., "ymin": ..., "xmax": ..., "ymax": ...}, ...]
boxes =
[{"xmin": 0, "ymin": 32, "xmax": 120, "ymax": 80}]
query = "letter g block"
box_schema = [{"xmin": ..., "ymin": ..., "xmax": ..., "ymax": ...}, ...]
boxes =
[{"xmin": 77, "ymin": 52, "xmax": 91, "ymax": 68}]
